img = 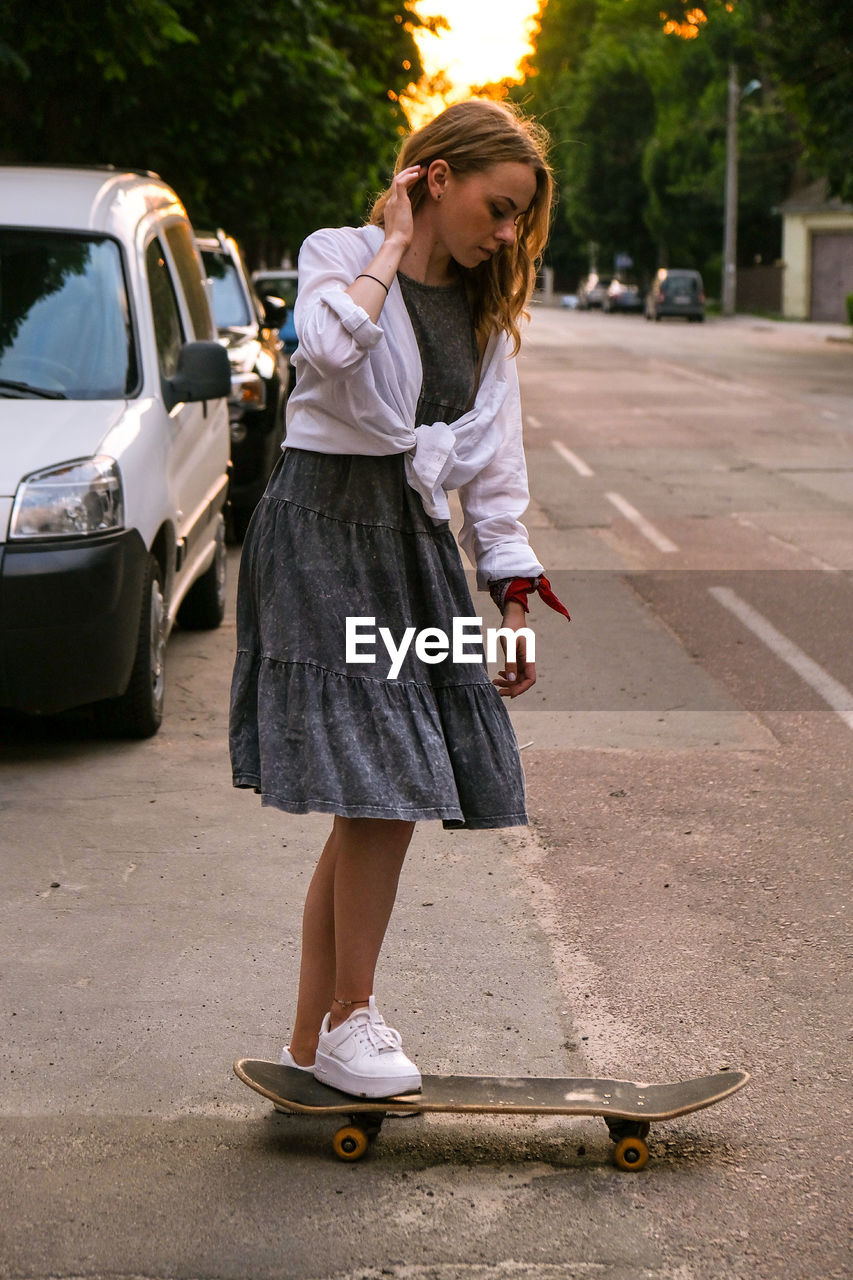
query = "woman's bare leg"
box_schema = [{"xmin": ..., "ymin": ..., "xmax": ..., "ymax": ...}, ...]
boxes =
[
  {"xmin": 287, "ymin": 825, "xmax": 338, "ymax": 1064},
  {"xmin": 288, "ymin": 816, "xmax": 415, "ymax": 1065}
]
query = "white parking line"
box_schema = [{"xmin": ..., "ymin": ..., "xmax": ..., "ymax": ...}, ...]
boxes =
[
  {"xmin": 732, "ymin": 515, "xmax": 841, "ymax": 573},
  {"xmin": 551, "ymin": 440, "xmax": 594, "ymax": 476},
  {"xmin": 650, "ymin": 359, "xmax": 764, "ymax": 398},
  {"xmin": 605, "ymin": 492, "xmax": 678, "ymax": 553},
  {"xmin": 709, "ymin": 587, "xmax": 853, "ymax": 731}
]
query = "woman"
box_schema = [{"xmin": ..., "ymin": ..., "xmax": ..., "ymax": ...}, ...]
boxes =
[{"xmin": 230, "ymin": 99, "xmax": 568, "ymax": 1097}]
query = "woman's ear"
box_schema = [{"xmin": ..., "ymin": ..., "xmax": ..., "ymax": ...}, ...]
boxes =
[{"xmin": 427, "ymin": 159, "xmax": 450, "ymax": 202}]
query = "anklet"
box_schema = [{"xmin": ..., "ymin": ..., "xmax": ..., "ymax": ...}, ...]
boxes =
[{"xmin": 332, "ymin": 995, "xmax": 371, "ymax": 1008}]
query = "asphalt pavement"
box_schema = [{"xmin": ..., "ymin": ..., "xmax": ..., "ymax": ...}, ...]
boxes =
[{"xmin": 1, "ymin": 308, "xmax": 850, "ymax": 1280}]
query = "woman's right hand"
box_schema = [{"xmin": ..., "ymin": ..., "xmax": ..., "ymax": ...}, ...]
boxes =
[
  {"xmin": 493, "ymin": 601, "xmax": 537, "ymax": 698},
  {"xmin": 383, "ymin": 165, "xmax": 425, "ymax": 250}
]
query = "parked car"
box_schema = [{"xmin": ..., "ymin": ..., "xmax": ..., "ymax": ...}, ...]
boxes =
[
  {"xmin": 576, "ymin": 273, "xmax": 613, "ymax": 309},
  {"xmin": 0, "ymin": 166, "xmax": 232, "ymax": 737},
  {"xmin": 645, "ymin": 268, "xmax": 706, "ymax": 322},
  {"xmin": 602, "ymin": 278, "xmax": 643, "ymax": 313},
  {"xmin": 197, "ymin": 231, "xmax": 290, "ymax": 540},
  {"xmin": 252, "ymin": 267, "xmax": 298, "ymax": 376}
]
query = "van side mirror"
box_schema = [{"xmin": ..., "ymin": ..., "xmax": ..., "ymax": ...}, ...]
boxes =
[
  {"xmin": 166, "ymin": 341, "xmax": 231, "ymax": 408},
  {"xmin": 261, "ymin": 295, "xmax": 289, "ymax": 330}
]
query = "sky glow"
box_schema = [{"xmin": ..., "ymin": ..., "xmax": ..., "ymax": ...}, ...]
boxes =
[{"xmin": 405, "ymin": 0, "xmax": 542, "ymax": 125}]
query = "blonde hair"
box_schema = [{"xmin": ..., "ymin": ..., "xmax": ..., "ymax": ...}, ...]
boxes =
[{"xmin": 370, "ymin": 99, "xmax": 554, "ymax": 355}]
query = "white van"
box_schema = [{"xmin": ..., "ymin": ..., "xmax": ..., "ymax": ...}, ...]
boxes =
[{"xmin": 0, "ymin": 166, "xmax": 232, "ymax": 736}]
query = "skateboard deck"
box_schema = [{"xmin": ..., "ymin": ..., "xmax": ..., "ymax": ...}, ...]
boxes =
[{"xmin": 233, "ymin": 1060, "xmax": 749, "ymax": 1170}]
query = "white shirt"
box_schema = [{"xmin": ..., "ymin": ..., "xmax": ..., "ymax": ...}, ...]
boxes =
[{"xmin": 285, "ymin": 224, "xmax": 544, "ymax": 588}]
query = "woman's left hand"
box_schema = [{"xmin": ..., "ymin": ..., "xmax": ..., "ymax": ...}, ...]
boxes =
[{"xmin": 493, "ymin": 601, "xmax": 536, "ymax": 698}]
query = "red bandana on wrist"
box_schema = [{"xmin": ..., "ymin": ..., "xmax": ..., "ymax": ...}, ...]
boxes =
[{"xmin": 504, "ymin": 575, "xmax": 570, "ymax": 621}]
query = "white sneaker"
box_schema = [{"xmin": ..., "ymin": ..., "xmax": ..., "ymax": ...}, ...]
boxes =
[
  {"xmin": 313, "ymin": 996, "xmax": 421, "ymax": 1098},
  {"xmin": 274, "ymin": 1045, "xmax": 315, "ymax": 1114},
  {"xmin": 277, "ymin": 1045, "xmax": 314, "ymax": 1070}
]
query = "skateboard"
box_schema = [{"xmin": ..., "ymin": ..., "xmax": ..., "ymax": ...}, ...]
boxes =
[{"xmin": 233, "ymin": 1060, "xmax": 749, "ymax": 1171}]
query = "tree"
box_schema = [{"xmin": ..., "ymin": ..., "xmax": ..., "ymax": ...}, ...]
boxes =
[
  {"xmin": 660, "ymin": 1, "xmax": 853, "ymax": 200},
  {"xmin": 0, "ymin": 0, "xmax": 427, "ymax": 261},
  {"xmin": 749, "ymin": 0, "xmax": 853, "ymax": 202},
  {"xmin": 642, "ymin": 3, "xmax": 801, "ymax": 288},
  {"xmin": 556, "ymin": 13, "xmax": 659, "ymax": 278},
  {"xmin": 513, "ymin": 0, "xmax": 601, "ymax": 287},
  {"xmin": 516, "ymin": 0, "xmax": 804, "ymax": 292}
]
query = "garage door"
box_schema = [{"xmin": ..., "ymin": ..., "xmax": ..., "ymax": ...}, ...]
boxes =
[{"xmin": 810, "ymin": 231, "xmax": 853, "ymax": 322}]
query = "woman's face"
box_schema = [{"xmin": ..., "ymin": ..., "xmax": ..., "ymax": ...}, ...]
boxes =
[{"xmin": 430, "ymin": 160, "xmax": 538, "ymax": 270}]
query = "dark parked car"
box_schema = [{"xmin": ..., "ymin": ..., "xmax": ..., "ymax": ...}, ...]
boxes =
[
  {"xmin": 576, "ymin": 272, "xmax": 613, "ymax": 309},
  {"xmin": 645, "ymin": 268, "xmax": 706, "ymax": 322},
  {"xmin": 252, "ymin": 267, "xmax": 298, "ymax": 382},
  {"xmin": 602, "ymin": 278, "xmax": 643, "ymax": 313},
  {"xmin": 198, "ymin": 231, "xmax": 290, "ymax": 538}
]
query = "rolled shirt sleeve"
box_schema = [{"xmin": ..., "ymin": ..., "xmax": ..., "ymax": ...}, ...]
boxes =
[
  {"xmin": 294, "ymin": 229, "xmax": 384, "ymax": 378},
  {"xmin": 457, "ymin": 355, "xmax": 544, "ymax": 589}
]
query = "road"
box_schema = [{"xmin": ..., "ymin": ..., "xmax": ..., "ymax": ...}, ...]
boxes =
[{"xmin": 1, "ymin": 309, "xmax": 850, "ymax": 1280}]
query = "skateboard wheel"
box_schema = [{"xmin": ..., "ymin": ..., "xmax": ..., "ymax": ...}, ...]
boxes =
[
  {"xmin": 332, "ymin": 1125, "xmax": 369, "ymax": 1161},
  {"xmin": 613, "ymin": 1136, "xmax": 649, "ymax": 1172}
]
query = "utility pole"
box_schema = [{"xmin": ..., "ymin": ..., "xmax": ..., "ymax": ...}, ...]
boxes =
[{"xmin": 722, "ymin": 61, "xmax": 739, "ymax": 317}]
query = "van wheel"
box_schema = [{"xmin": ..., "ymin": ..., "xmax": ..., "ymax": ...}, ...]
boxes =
[
  {"xmin": 177, "ymin": 514, "xmax": 227, "ymax": 630},
  {"xmin": 95, "ymin": 556, "xmax": 165, "ymax": 738}
]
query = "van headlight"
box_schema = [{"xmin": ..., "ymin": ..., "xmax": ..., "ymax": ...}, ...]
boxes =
[{"xmin": 9, "ymin": 456, "xmax": 124, "ymax": 539}]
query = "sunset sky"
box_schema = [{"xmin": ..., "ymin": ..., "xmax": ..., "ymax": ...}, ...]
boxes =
[{"xmin": 405, "ymin": 0, "xmax": 542, "ymax": 124}]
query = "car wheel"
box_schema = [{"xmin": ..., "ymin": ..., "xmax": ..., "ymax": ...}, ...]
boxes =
[
  {"xmin": 177, "ymin": 514, "xmax": 227, "ymax": 630},
  {"xmin": 94, "ymin": 555, "xmax": 165, "ymax": 738}
]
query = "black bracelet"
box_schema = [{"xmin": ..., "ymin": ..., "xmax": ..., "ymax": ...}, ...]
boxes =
[{"xmin": 355, "ymin": 273, "xmax": 390, "ymax": 295}]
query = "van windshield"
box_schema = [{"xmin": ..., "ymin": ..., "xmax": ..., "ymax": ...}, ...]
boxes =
[
  {"xmin": 0, "ymin": 231, "xmax": 138, "ymax": 399},
  {"xmin": 202, "ymin": 250, "xmax": 253, "ymax": 329}
]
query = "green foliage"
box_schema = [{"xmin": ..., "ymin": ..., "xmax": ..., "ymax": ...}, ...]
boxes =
[
  {"xmin": 847, "ymin": 294, "xmax": 853, "ymax": 327},
  {"xmin": 521, "ymin": 0, "xmax": 598, "ymax": 84},
  {"xmin": 655, "ymin": 1, "xmax": 853, "ymax": 201},
  {"xmin": 517, "ymin": 0, "xmax": 809, "ymax": 290},
  {"xmin": 751, "ymin": 0, "xmax": 853, "ymax": 203},
  {"xmin": 0, "ymin": 0, "xmax": 426, "ymax": 262},
  {"xmin": 641, "ymin": 10, "xmax": 800, "ymax": 291}
]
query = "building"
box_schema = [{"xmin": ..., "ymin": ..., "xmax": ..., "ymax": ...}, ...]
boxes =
[{"xmin": 780, "ymin": 179, "xmax": 853, "ymax": 322}]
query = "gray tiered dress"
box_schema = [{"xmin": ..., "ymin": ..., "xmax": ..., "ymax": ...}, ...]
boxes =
[{"xmin": 228, "ymin": 272, "xmax": 527, "ymax": 829}]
